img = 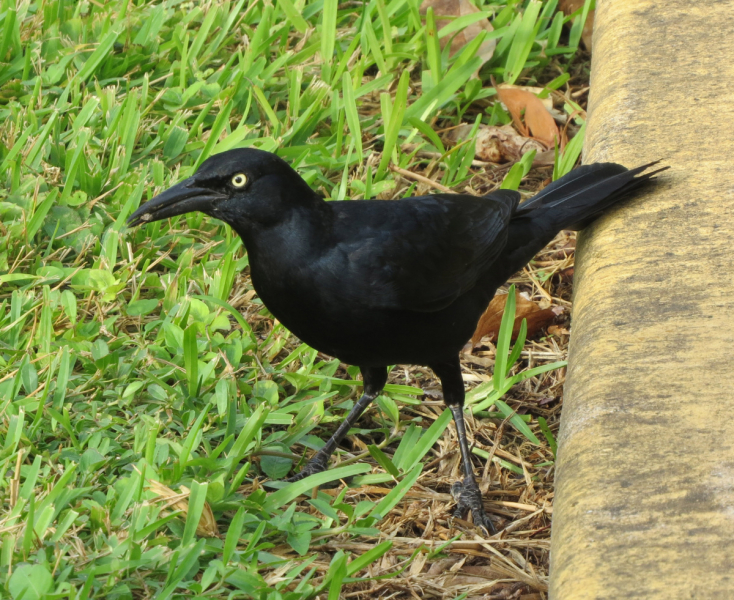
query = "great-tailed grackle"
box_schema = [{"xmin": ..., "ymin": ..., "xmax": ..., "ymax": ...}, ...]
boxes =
[{"xmin": 129, "ymin": 149, "xmax": 663, "ymax": 534}]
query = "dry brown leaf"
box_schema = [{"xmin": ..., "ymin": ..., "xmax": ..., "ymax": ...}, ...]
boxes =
[
  {"xmin": 558, "ymin": 266, "xmax": 574, "ymax": 282},
  {"xmin": 471, "ymin": 290, "xmax": 562, "ymax": 345},
  {"xmin": 420, "ymin": 0, "xmax": 496, "ymax": 63},
  {"xmin": 532, "ymin": 149, "xmax": 557, "ymax": 166},
  {"xmin": 493, "ymin": 79, "xmax": 561, "ymax": 149},
  {"xmin": 448, "ymin": 123, "xmax": 546, "ymax": 164},
  {"xmin": 559, "ymin": 0, "xmax": 595, "ymax": 50},
  {"xmin": 547, "ymin": 325, "xmax": 570, "ymax": 337},
  {"xmin": 493, "ymin": 84, "xmax": 554, "ymax": 112},
  {"xmin": 147, "ymin": 478, "xmax": 220, "ymax": 537}
]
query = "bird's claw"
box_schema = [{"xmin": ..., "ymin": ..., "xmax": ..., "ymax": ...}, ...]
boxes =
[
  {"xmin": 286, "ymin": 453, "xmax": 329, "ymax": 483},
  {"xmin": 451, "ymin": 477, "xmax": 497, "ymax": 535}
]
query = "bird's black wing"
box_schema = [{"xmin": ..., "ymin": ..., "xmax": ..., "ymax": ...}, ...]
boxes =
[{"xmin": 317, "ymin": 191, "xmax": 519, "ymax": 312}]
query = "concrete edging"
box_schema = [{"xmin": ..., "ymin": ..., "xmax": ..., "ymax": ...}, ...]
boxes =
[{"xmin": 549, "ymin": 1, "xmax": 734, "ymax": 597}]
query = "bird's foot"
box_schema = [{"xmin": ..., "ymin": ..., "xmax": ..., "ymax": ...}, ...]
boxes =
[
  {"xmin": 286, "ymin": 452, "xmax": 329, "ymax": 483},
  {"xmin": 451, "ymin": 477, "xmax": 497, "ymax": 535}
]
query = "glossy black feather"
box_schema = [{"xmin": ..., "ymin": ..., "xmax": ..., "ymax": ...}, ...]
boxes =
[
  {"xmin": 128, "ymin": 148, "xmax": 665, "ymax": 531},
  {"xmin": 314, "ymin": 192, "xmax": 518, "ymax": 312},
  {"xmin": 129, "ymin": 149, "xmax": 663, "ymax": 367}
]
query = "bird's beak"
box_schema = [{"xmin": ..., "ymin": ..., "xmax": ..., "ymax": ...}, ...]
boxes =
[{"xmin": 127, "ymin": 177, "xmax": 227, "ymax": 227}]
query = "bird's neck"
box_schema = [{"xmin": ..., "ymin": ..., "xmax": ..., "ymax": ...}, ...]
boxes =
[{"xmin": 232, "ymin": 200, "xmax": 333, "ymax": 263}]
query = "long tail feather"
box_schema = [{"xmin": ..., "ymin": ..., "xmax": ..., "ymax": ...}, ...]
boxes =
[
  {"xmin": 515, "ymin": 161, "xmax": 668, "ymax": 231},
  {"xmin": 489, "ymin": 161, "xmax": 667, "ymax": 287}
]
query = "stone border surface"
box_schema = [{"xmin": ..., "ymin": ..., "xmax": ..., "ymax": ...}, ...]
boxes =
[{"xmin": 550, "ymin": 1, "xmax": 734, "ymax": 597}]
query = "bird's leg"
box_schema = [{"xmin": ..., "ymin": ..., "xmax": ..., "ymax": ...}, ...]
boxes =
[
  {"xmin": 286, "ymin": 393, "xmax": 375, "ymax": 482},
  {"xmin": 432, "ymin": 359, "xmax": 497, "ymax": 535},
  {"xmin": 286, "ymin": 366, "xmax": 387, "ymax": 482},
  {"xmin": 448, "ymin": 404, "xmax": 497, "ymax": 535}
]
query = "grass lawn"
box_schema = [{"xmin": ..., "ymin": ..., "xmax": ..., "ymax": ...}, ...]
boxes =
[{"xmin": 0, "ymin": 0, "xmax": 593, "ymax": 597}]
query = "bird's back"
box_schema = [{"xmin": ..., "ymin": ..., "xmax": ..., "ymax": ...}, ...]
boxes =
[
  {"xmin": 245, "ymin": 163, "xmax": 660, "ymax": 367},
  {"xmin": 320, "ymin": 192, "xmax": 519, "ymax": 312},
  {"xmin": 245, "ymin": 192, "xmax": 519, "ymax": 366}
]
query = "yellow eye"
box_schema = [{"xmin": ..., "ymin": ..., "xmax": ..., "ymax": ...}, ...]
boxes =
[{"xmin": 231, "ymin": 173, "xmax": 247, "ymax": 188}]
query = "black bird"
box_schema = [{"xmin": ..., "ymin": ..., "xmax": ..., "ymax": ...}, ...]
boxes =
[{"xmin": 128, "ymin": 149, "xmax": 663, "ymax": 533}]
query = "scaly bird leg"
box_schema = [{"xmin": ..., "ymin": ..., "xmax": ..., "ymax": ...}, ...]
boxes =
[
  {"xmin": 433, "ymin": 358, "xmax": 497, "ymax": 535},
  {"xmin": 286, "ymin": 366, "xmax": 387, "ymax": 482}
]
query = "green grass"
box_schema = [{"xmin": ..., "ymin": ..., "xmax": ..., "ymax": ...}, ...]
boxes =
[{"xmin": 0, "ymin": 0, "xmax": 589, "ymax": 597}]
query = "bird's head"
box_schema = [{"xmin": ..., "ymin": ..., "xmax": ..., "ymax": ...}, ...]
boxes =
[{"xmin": 127, "ymin": 148, "xmax": 319, "ymax": 230}]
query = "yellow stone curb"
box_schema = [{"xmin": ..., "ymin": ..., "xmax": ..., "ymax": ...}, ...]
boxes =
[{"xmin": 550, "ymin": 1, "xmax": 734, "ymax": 598}]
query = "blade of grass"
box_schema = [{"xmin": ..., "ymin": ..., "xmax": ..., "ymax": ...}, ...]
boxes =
[
  {"xmin": 504, "ymin": 0, "xmax": 542, "ymax": 84},
  {"xmin": 376, "ymin": 69, "xmax": 410, "ymax": 179},
  {"xmin": 369, "ymin": 463, "xmax": 422, "ymax": 519},
  {"xmin": 263, "ymin": 464, "xmax": 370, "ymax": 512},
  {"xmin": 321, "ymin": 0, "xmax": 337, "ymax": 80},
  {"xmin": 494, "ymin": 284, "xmax": 516, "ymax": 391}
]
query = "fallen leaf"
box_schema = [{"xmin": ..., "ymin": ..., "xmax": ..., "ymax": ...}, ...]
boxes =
[
  {"xmin": 532, "ymin": 149, "xmax": 557, "ymax": 166},
  {"xmin": 461, "ymin": 353, "xmax": 493, "ymax": 368},
  {"xmin": 420, "ymin": 0, "xmax": 496, "ymax": 63},
  {"xmin": 471, "ymin": 290, "xmax": 562, "ymax": 345},
  {"xmin": 559, "ymin": 0, "xmax": 595, "ymax": 50},
  {"xmin": 494, "ymin": 84, "xmax": 554, "ymax": 112},
  {"xmin": 427, "ymin": 557, "xmax": 463, "ymax": 576},
  {"xmin": 558, "ymin": 266, "xmax": 574, "ymax": 282},
  {"xmin": 408, "ymin": 550, "xmax": 429, "ymax": 576},
  {"xmin": 448, "ymin": 123, "xmax": 546, "ymax": 163},
  {"xmin": 147, "ymin": 478, "xmax": 220, "ymax": 537},
  {"xmin": 547, "ymin": 325, "xmax": 570, "ymax": 337},
  {"xmin": 493, "ymin": 78, "xmax": 561, "ymax": 149}
]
